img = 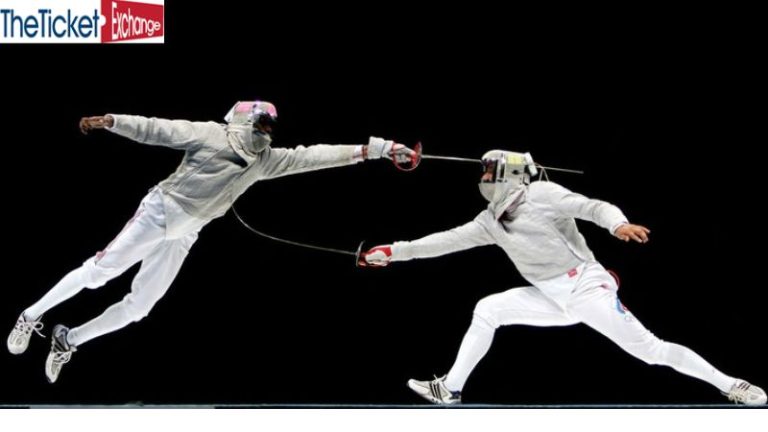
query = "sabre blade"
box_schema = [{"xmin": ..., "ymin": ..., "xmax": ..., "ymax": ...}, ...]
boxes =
[
  {"xmin": 420, "ymin": 154, "xmax": 584, "ymax": 174},
  {"xmin": 421, "ymin": 154, "xmax": 481, "ymax": 163},
  {"xmin": 536, "ymin": 165, "xmax": 585, "ymax": 175}
]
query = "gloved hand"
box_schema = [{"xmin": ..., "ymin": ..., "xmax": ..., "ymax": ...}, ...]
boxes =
[
  {"xmin": 357, "ymin": 245, "xmax": 393, "ymax": 267},
  {"xmin": 366, "ymin": 136, "xmax": 417, "ymax": 164}
]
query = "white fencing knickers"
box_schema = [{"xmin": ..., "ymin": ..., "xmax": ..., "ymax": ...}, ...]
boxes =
[
  {"xmin": 443, "ymin": 261, "xmax": 736, "ymax": 393},
  {"xmin": 24, "ymin": 188, "xmax": 199, "ymax": 347}
]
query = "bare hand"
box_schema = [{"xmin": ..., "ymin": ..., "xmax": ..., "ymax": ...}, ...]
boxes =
[
  {"xmin": 79, "ymin": 115, "xmax": 114, "ymax": 135},
  {"xmin": 614, "ymin": 223, "xmax": 650, "ymax": 243}
]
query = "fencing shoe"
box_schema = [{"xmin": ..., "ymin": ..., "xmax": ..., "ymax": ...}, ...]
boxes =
[
  {"xmin": 724, "ymin": 380, "xmax": 767, "ymax": 406},
  {"xmin": 7, "ymin": 313, "xmax": 44, "ymax": 355},
  {"xmin": 407, "ymin": 375, "xmax": 462, "ymax": 405},
  {"xmin": 45, "ymin": 324, "xmax": 76, "ymax": 383}
]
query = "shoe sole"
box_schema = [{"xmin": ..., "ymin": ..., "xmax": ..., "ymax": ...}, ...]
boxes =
[
  {"xmin": 8, "ymin": 345, "xmax": 27, "ymax": 355},
  {"xmin": 45, "ymin": 351, "xmax": 61, "ymax": 384},
  {"xmin": 7, "ymin": 336, "xmax": 29, "ymax": 355}
]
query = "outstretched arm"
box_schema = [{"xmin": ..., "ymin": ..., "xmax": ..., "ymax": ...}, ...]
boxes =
[
  {"xmin": 544, "ymin": 182, "xmax": 650, "ymax": 243},
  {"xmin": 79, "ymin": 114, "xmax": 217, "ymax": 151},
  {"xmin": 359, "ymin": 219, "xmax": 494, "ymax": 267},
  {"xmin": 259, "ymin": 136, "xmax": 416, "ymax": 179}
]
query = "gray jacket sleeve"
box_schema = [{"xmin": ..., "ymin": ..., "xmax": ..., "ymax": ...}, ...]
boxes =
[
  {"xmin": 258, "ymin": 144, "xmax": 361, "ymax": 179},
  {"xmin": 391, "ymin": 215, "xmax": 495, "ymax": 262},
  {"xmin": 542, "ymin": 182, "xmax": 628, "ymax": 234},
  {"xmin": 106, "ymin": 114, "xmax": 219, "ymax": 151}
]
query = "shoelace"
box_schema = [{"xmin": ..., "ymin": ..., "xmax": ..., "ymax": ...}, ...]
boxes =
[
  {"xmin": 727, "ymin": 381, "xmax": 754, "ymax": 403},
  {"xmin": 52, "ymin": 350, "xmax": 73, "ymax": 365},
  {"xmin": 14, "ymin": 318, "xmax": 45, "ymax": 339},
  {"xmin": 430, "ymin": 375, "xmax": 460, "ymax": 401},
  {"xmin": 430, "ymin": 375, "xmax": 444, "ymax": 397}
]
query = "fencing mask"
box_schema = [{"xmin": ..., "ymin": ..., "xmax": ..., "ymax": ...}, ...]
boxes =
[
  {"xmin": 479, "ymin": 150, "xmax": 538, "ymax": 219},
  {"xmin": 224, "ymin": 101, "xmax": 278, "ymax": 154}
]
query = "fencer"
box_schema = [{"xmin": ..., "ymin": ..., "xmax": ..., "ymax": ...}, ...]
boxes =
[
  {"xmin": 359, "ymin": 150, "xmax": 766, "ymax": 406},
  {"xmin": 8, "ymin": 101, "xmax": 416, "ymax": 383}
]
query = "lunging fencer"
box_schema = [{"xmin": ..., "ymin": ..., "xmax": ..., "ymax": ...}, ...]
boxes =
[{"xmin": 359, "ymin": 150, "xmax": 766, "ymax": 406}]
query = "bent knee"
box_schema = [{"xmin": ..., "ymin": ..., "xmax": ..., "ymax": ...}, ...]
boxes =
[
  {"xmin": 81, "ymin": 259, "xmax": 121, "ymax": 289},
  {"xmin": 473, "ymin": 297, "xmax": 502, "ymax": 329},
  {"xmin": 120, "ymin": 294, "xmax": 160, "ymax": 323}
]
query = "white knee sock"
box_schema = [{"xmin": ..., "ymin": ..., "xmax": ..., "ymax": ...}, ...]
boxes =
[
  {"xmin": 24, "ymin": 267, "xmax": 88, "ymax": 321},
  {"xmin": 659, "ymin": 342, "xmax": 736, "ymax": 393},
  {"xmin": 444, "ymin": 315, "xmax": 495, "ymax": 392}
]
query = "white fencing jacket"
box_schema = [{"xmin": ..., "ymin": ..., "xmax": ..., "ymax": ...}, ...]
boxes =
[
  {"xmin": 391, "ymin": 181, "xmax": 628, "ymax": 283},
  {"xmin": 107, "ymin": 115, "xmax": 362, "ymax": 238}
]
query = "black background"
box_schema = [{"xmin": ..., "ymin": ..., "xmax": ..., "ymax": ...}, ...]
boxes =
[{"xmin": 1, "ymin": 5, "xmax": 764, "ymax": 406}]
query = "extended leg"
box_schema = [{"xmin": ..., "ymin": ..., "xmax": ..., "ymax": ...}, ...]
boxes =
[
  {"xmin": 24, "ymin": 191, "xmax": 166, "ymax": 320},
  {"xmin": 68, "ymin": 231, "xmax": 198, "ymax": 346},
  {"xmin": 567, "ymin": 284, "xmax": 764, "ymax": 404},
  {"xmin": 45, "ymin": 231, "xmax": 198, "ymax": 383},
  {"xmin": 10, "ymin": 191, "xmax": 165, "ymax": 356}
]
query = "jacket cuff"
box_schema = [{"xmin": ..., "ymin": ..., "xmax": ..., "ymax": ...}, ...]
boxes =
[
  {"xmin": 105, "ymin": 114, "xmax": 120, "ymax": 131},
  {"xmin": 390, "ymin": 241, "xmax": 409, "ymax": 262},
  {"xmin": 353, "ymin": 145, "xmax": 366, "ymax": 162},
  {"xmin": 610, "ymin": 221, "xmax": 629, "ymax": 235}
]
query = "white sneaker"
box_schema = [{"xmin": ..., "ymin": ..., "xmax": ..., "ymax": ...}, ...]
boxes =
[
  {"xmin": 407, "ymin": 375, "xmax": 462, "ymax": 405},
  {"xmin": 7, "ymin": 313, "xmax": 44, "ymax": 355},
  {"xmin": 45, "ymin": 324, "xmax": 76, "ymax": 384},
  {"xmin": 724, "ymin": 380, "xmax": 767, "ymax": 406}
]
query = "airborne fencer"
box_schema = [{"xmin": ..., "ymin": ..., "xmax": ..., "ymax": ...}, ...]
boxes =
[{"xmin": 8, "ymin": 101, "xmax": 416, "ymax": 383}]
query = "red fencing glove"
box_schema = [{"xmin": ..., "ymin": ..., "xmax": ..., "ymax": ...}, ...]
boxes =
[{"xmin": 358, "ymin": 245, "xmax": 393, "ymax": 267}]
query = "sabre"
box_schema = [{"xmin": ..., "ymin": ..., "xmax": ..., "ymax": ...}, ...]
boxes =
[
  {"xmin": 234, "ymin": 142, "xmax": 584, "ymax": 266},
  {"xmin": 394, "ymin": 142, "xmax": 585, "ymax": 175},
  {"xmin": 421, "ymin": 154, "xmax": 480, "ymax": 164}
]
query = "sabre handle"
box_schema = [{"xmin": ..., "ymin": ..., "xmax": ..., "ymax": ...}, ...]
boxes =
[{"xmin": 392, "ymin": 141, "xmax": 422, "ymax": 172}]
